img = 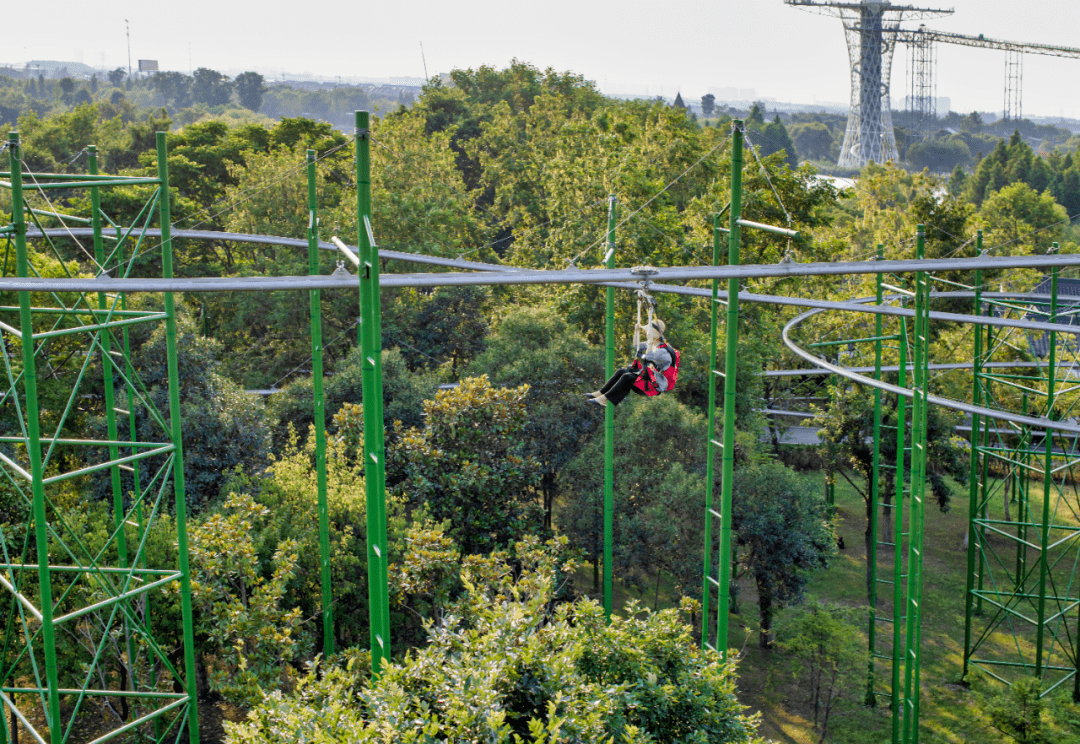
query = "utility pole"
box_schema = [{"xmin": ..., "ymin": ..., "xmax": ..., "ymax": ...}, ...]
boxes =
[
  {"xmin": 125, "ymin": 19, "xmax": 131, "ymax": 79},
  {"xmin": 420, "ymin": 41, "xmax": 429, "ymax": 80}
]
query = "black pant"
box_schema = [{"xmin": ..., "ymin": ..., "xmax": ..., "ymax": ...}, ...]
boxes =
[{"xmin": 598, "ymin": 366, "xmax": 645, "ymax": 406}]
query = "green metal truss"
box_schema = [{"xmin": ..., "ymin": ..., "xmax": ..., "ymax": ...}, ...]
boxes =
[
  {"xmin": 0, "ymin": 133, "xmax": 199, "ymax": 743},
  {"xmin": 963, "ymin": 242, "xmax": 1080, "ymax": 700}
]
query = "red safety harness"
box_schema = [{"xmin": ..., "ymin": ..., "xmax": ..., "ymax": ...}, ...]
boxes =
[{"xmin": 631, "ymin": 344, "xmax": 680, "ymax": 397}]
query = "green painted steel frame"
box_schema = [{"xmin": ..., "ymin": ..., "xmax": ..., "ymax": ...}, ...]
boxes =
[
  {"xmin": 0, "ymin": 131, "xmax": 199, "ymax": 743},
  {"xmin": 603, "ymin": 196, "xmax": 616, "ymax": 621},
  {"xmin": 355, "ymin": 111, "xmax": 391, "ymax": 675},
  {"xmin": 962, "ymin": 240, "xmax": 1080, "ymax": 701},
  {"xmin": 8, "ymin": 106, "xmax": 1078, "ymax": 744}
]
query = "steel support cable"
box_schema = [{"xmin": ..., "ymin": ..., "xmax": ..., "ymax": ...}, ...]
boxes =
[
  {"xmin": 264, "ymin": 320, "xmax": 360, "ymax": 391},
  {"xmin": 782, "ymin": 304, "xmax": 1080, "ymax": 435},
  {"xmin": 565, "ymin": 130, "xmax": 734, "ymax": 269},
  {"xmin": 741, "ymin": 130, "xmax": 793, "ymax": 229},
  {"xmin": 90, "ymin": 143, "xmax": 351, "ymax": 276},
  {"xmin": 20, "ymin": 164, "xmax": 105, "ymax": 273},
  {"xmin": 28, "ymin": 228, "xmax": 511, "ymax": 274},
  {"xmin": 173, "ymin": 141, "xmax": 350, "ymax": 231},
  {"xmin": 365, "ymin": 132, "xmax": 610, "ymax": 262}
]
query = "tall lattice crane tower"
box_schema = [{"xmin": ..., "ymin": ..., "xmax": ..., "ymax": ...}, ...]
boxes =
[
  {"xmin": 893, "ymin": 27, "xmax": 1080, "ymax": 128},
  {"xmin": 786, "ymin": 1, "xmax": 953, "ymax": 167}
]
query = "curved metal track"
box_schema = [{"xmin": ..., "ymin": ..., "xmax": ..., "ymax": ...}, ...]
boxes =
[{"xmin": 782, "ymin": 302, "xmax": 1080, "ymax": 434}]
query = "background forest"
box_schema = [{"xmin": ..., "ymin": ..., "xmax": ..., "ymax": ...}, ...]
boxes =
[{"xmin": 2, "ymin": 61, "xmax": 1080, "ymax": 742}]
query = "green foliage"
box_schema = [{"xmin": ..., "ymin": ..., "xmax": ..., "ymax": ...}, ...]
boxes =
[
  {"xmin": 107, "ymin": 308, "xmax": 271, "ymax": 510},
  {"xmin": 962, "ymin": 133, "xmax": 1080, "ymax": 221},
  {"xmin": 391, "ymin": 520, "xmax": 461, "ymax": 629},
  {"xmin": 907, "ymin": 137, "xmax": 972, "ymax": 173},
  {"xmin": 758, "ymin": 115, "xmax": 798, "ymax": 169},
  {"xmin": 732, "ymin": 463, "xmax": 836, "ymax": 647},
  {"xmin": 192, "ymin": 68, "xmax": 234, "ymax": 107},
  {"xmin": 558, "ymin": 394, "xmax": 714, "ymax": 599},
  {"xmin": 977, "ymin": 677, "xmax": 1062, "ymax": 744},
  {"xmin": 235, "ymin": 72, "xmax": 267, "ymax": 112},
  {"xmin": 387, "ymin": 286, "xmax": 490, "ymax": 379},
  {"xmin": 251, "ymin": 430, "xmax": 371, "ymax": 647},
  {"xmin": 227, "ymin": 537, "xmax": 764, "ymax": 744},
  {"xmin": 397, "ymin": 375, "xmax": 543, "ymax": 555},
  {"xmin": 467, "ymin": 305, "xmax": 604, "ymax": 527},
  {"xmin": 978, "ymin": 182, "xmax": 1069, "ymax": 255},
  {"xmin": 189, "ymin": 490, "xmax": 310, "ymax": 706},
  {"xmin": 776, "ymin": 601, "xmax": 865, "ymax": 743},
  {"xmin": 266, "ymin": 347, "xmax": 436, "ymax": 458},
  {"xmin": 789, "ymin": 122, "xmax": 835, "ymax": 162},
  {"xmin": 259, "ymin": 85, "xmax": 373, "ymax": 128},
  {"xmin": 151, "ymin": 71, "xmax": 194, "ymax": 110}
]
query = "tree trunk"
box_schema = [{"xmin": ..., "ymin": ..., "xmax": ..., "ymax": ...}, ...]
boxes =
[
  {"xmin": 654, "ymin": 568, "xmax": 662, "ymax": 611},
  {"xmin": 818, "ymin": 668, "xmax": 842, "ymax": 743},
  {"xmin": 865, "ymin": 493, "xmax": 874, "ymax": 602},
  {"xmin": 882, "ymin": 486, "xmax": 894, "ymax": 549},
  {"xmin": 730, "ymin": 546, "xmax": 740, "ymax": 615},
  {"xmin": 117, "ymin": 656, "xmax": 130, "ymax": 721},
  {"xmin": 1003, "ymin": 469, "xmax": 1012, "ymax": 522},
  {"xmin": 757, "ymin": 580, "xmax": 774, "ymax": 649},
  {"xmin": 542, "ymin": 476, "xmax": 554, "ymax": 531}
]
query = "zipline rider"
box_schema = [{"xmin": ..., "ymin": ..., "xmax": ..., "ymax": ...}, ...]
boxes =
[{"xmin": 585, "ymin": 271, "xmax": 680, "ymax": 407}]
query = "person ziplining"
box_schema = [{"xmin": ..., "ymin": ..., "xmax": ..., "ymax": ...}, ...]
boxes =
[{"xmin": 585, "ymin": 269, "xmax": 680, "ymax": 407}]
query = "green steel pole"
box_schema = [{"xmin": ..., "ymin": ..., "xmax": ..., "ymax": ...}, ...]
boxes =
[
  {"xmin": 1035, "ymin": 249, "xmax": 1059, "ymax": 678},
  {"xmin": 603, "ymin": 195, "xmax": 616, "ymax": 622},
  {"xmin": 355, "ymin": 111, "xmax": 391, "ymax": 674},
  {"xmin": 90, "ymin": 144, "xmax": 138, "ymax": 715},
  {"xmin": 701, "ymin": 212, "xmax": 722, "ymax": 646},
  {"xmin": 977, "ymin": 317, "xmax": 991, "ymax": 618},
  {"xmin": 1017, "ymin": 395, "xmax": 1029, "ymax": 591},
  {"xmin": 156, "ymin": 132, "xmax": 200, "ymax": 744},
  {"xmin": 867, "ymin": 244, "xmax": 884, "ymax": 707},
  {"xmin": 307, "ymin": 149, "xmax": 334, "ymax": 657},
  {"xmin": 89, "ymin": 147, "xmax": 130, "ymax": 575},
  {"xmin": 903, "ymin": 226, "xmax": 929, "ymax": 744},
  {"xmin": 962, "ymin": 232, "xmax": 983, "ymax": 681},
  {"xmin": 10, "ymin": 132, "xmax": 64, "ymax": 744},
  {"xmin": 119, "ymin": 222, "xmax": 157, "ymax": 739},
  {"xmin": 716, "ymin": 121, "xmax": 743, "ymax": 659},
  {"xmin": 892, "ymin": 307, "xmax": 908, "ymax": 744}
]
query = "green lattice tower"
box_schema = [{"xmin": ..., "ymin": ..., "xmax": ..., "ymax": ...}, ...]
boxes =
[
  {"xmin": 964, "ymin": 243, "xmax": 1080, "ymax": 699},
  {"xmin": 701, "ymin": 121, "xmax": 800, "ymax": 654},
  {"xmin": 0, "ymin": 133, "xmax": 199, "ymax": 743},
  {"xmin": 784, "ymin": 234, "xmax": 932, "ymax": 744}
]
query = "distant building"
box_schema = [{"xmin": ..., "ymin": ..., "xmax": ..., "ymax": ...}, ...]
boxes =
[{"xmin": 24, "ymin": 61, "xmax": 98, "ymax": 79}]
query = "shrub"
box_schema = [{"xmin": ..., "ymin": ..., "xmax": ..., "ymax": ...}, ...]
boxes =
[{"xmin": 228, "ymin": 537, "xmax": 764, "ymax": 743}]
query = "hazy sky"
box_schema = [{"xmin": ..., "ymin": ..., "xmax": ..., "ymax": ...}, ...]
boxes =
[{"xmin": 11, "ymin": 1, "xmax": 1080, "ymax": 118}]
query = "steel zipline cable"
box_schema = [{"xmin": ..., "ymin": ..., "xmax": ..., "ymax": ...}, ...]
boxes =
[{"xmin": 18, "ymin": 227, "xmax": 1080, "ymax": 434}]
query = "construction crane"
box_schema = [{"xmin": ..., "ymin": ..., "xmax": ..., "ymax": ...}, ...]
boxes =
[
  {"xmin": 895, "ymin": 25, "xmax": 1080, "ymax": 136},
  {"xmin": 785, "ymin": 1, "xmax": 954, "ymax": 167}
]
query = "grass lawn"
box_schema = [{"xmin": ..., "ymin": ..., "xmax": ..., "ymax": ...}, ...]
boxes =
[
  {"xmin": 556, "ymin": 463, "xmax": 1080, "ymax": 742},
  {"xmin": 708, "ymin": 471, "xmax": 1080, "ymax": 743}
]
